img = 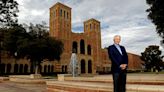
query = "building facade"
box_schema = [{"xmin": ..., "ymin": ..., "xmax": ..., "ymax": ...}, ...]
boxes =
[{"xmin": 0, "ymin": 2, "xmax": 143, "ymax": 75}]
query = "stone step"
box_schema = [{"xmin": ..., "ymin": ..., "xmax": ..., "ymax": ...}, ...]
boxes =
[
  {"xmin": 0, "ymin": 77, "xmax": 9, "ymax": 81},
  {"xmin": 61, "ymin": 74, "xmax": 164, "ymax": 85},
  {"xmin": 46, "ymin": 81, "xmax": 164, "ymax": 92}
]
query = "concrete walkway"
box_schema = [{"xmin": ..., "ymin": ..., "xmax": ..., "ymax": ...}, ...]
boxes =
[
  {"xmin": 47, "ymin": 80, "xmax": 164, "ymax": 92},
  {"xmin": 0, "ymin": 81, "xmax": 46, "ymax": 92},
  {"xmin": 47, "ymin": 74, "xmax": 164, "ymax": 92},
  {"xmin": 0, "ymin": 74, "xmax": 164, "ymax": 92}
]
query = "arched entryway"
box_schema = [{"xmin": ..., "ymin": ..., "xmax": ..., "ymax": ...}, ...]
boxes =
[
  {"xmin": 72, "ymin": 41, "xmax": 78, "ymax": 53},
  {"xmin": 19, "ymin": 64, "xmax": 23, "ymax": 74},
  {"xmin": 24, "ymin": 64, "xmax": 28, "ymax": 74},
  {"xmin": 48, "ymin": 65, "xmax": 51, "ymax": 73},
  {"xmin": 51, "ymin": 65, "xmax": 54, "ymax": 72},
  {"xmin": 87, "ymin": 45, "xmax": 91, "ymax": 55},
  {"xmin": 81, "ymin": 59, "xmax": 86, "ymax": 73},
  {"xmin": 44, "ymin": 65, "xmax": 47, "ymax": 73},
  {"xmin": 88, "ymin": 60, "xmax": 92, "ymax": 73},
  {"xmin": 7, "ymin": 64, "xmax": 11, "ymax": 74},
  {"xmin": 65, "ymin": 65, "xmax": 67, "ymax": 73},
  {"xmin": 62, "ymin": 65, "xmax": 65, "ymax": 73},
  {"xmin": 14, "ymin": 64, "xmax": 18, "ymax": 74},
  {"xmin": 80, "ymin": 39, "xmax": 85, "ymax": 54},
  {"xmin": 1, "ymin": 64, "xmax": 6, "ymax": 74},
  {"xmin": 39, "ymin": 65, "xmax": 42, "ymax": 73},
  {"xmin": 30, "ymin": 63, "xmax": 34, "ymax": 73}
]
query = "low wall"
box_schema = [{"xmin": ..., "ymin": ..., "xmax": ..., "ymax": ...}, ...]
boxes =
[
  {"xmin": 9, "ymin": 75, "xmax": 45, "ymax": 84},
  {"xmin": 46, "ymin": 81, "xmax": 164, "ymax": 92},
  {"xmin": 46, "ymin": 74, "xmax": 164, "ymax": 92},
  {"xmin": 0, "ymin": 77, "xmax": 9, "ymax": 81}
]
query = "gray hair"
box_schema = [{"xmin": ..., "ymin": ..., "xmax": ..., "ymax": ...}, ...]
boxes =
[{"xmin": 113, "ymin": 35, "xmax": 121, "ymax": 40}]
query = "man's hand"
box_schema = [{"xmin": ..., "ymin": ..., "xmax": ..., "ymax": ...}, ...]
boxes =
[{"xmin": 120, "ymin": 64, "xmax": 127, "ymax": 70}]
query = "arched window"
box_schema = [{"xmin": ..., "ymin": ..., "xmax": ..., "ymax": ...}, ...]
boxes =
[
  {"xmin": 94, "ymin": 23, "xmax": 95, "ymax": 30},
  {"xmin": 54, "ymin": 11, "xmax": 55, "ymax": 17},
  {"xmin": 65, "ymin": 65, "xmax": 67, "ymax": 73},
  {"xmin": 19, "ymin": 64, "xmax": 23, "ymax": 74},
  {"xmin": 51, "ymin": 65, "xmax": 54, "ymax": 72},
  {"xmin": 86, "ymin": 24, "xmax": 88, "ymax": 30},
  {"xmin": 80, "ymin": 39, "xmax": 85, "ymax": 54},
  {"xmin": 72, "ymin": 41, "xmax": 78, "ymax": 53},
  {"xmin": 30, "ymin": 64, "xmax": 34, "ymax": 73},
  {"xmin": 97, "ymin": 25, "xmax": 99, "ymax": 30},
  {"xmin": 81, "ymin": 59, "xmax": 86, "ymax": 73},
  {"xmin": 39, "ymin": 65, "xmax": 42, "ymax": 73},
  {"xmin": 48, "ymin": 65, "xmax": 51, "ymax": 73},
  {"xmin": 1, "ymin": 64, "xmax": 6, "ymax": 74},
  {"xmin": 87, "ymin": 45, "xmax": 91, "ymax": 55},
  {"xmin": 67, "ymin": 12, "xmax": 69, "ymax": 19},
  {"xmin": 7, "ymin": 64, "xmax": 11, "ymax": 73},
  {"xmin": 44, "ymin": 65, "xmax": 47, "ymax": 73},
  {"xmin": 88, "ymin": 60, "xmax": 92, "ymax": 73},
  {"xmin": 60, "ymin": 9, "xmax": 62, "ymax": 17},
  {"xmin": 64, "ymin": 10, "xmax": 66, "ymax": 18},
  {"xmin": 14, "ymin": 64, "xmax": 18, "ymax": 74},
  {"xmin": 24, "ymin": 64, "xmax": 28, "ymax": 74},
  {"xmin": 62, "ymin": 65, "xmax": 65, "ymax": 73},
  {"xmin": 56, "ymin": 9, "xmax": 57, "ymax": 16},
  {"xmin": 90, "ymin": 24, "xmax": 92, "ymax": 30}
]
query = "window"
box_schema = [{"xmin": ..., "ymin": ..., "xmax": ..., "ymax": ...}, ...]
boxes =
[
  {"xmin": 88, "ymin": 60, "xmax": 92, "ymax": 73},
  {"xmin": 72, "ymin": 41, "xmax": 78, "ymax": 53},
  {"xmin": 67, "ymin": 12, "xmax": 69, "ymax": 19},
  {"xmin": 90, "ymin": 24, "xmax": 92, "ymax": 30},
  {"xmin": 80, "ymin": 39, "xmax": 85, "ymax": 54},
  {"xmin": 56, "ymin": 10, "xmax": 57, "ymax": 16},
  {"xmin": 81, "ymin": 60, "xmax": 86, "ymax": 73},
  {"xmin": 60, "ymin": 9, "xmax": 62, "ymax": 17},
  {"xmin": 87, "ymin": 45, "xmax": 91, "ymax": 55},
  {"xmin": 86, "ymin": 25, "xmax": 88, "ymax": 30},
  {"xmin": 94, "ymin": 24, "xmax": 95, "ymax": 30},
  {"xmin": 54, "ymin": 11, "xmax": 55, "ymax": 17},
  {"xmin": 64, "ymin": 11, "xmax": 65, "ymax": 18}
]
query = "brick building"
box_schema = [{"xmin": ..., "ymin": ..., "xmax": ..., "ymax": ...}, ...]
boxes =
[
  {"xmin": 49, "ymin": 2, "xmax": 143, "ymax": 74},
  {"xmin": 0, "ymin": 2, "xmax": 143, "ymax": 75}
]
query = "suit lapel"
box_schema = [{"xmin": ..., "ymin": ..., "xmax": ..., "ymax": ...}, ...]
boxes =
[{"xmin": 113, "ymin": 45, "xmax": 123, "ymax": 56}]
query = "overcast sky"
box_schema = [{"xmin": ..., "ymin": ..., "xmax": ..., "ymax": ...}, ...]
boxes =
[{"xmin": 15, "ymin": 0, "xmax": 163, "ymax": 55}]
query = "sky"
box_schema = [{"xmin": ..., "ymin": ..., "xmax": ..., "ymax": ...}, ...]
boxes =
[{"xmin": 15, "ymin": 0, "xmax": 163, "ymax": 55}]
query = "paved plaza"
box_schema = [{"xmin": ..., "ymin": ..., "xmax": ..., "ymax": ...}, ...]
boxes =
[
  {"xmin": 0, "ymin": 74, "xmax": 164, "ymax": 92},
  {"xmin": 0, "ymin": 81, "xmax": 46, "ymax": 92}
]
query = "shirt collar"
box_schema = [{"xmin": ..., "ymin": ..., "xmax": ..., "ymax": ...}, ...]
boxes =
[{"xmin": 114, "ymin": 43, "xmax": 120, "ymax": 46}]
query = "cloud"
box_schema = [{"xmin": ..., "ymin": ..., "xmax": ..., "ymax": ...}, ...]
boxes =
[
  {"xmin": 15, "ymin": 0, "xmax": 163, "ymax": 55},
  {"xmin": 101, "ymin": 25, "xmax": 162, "ymax": 55}
]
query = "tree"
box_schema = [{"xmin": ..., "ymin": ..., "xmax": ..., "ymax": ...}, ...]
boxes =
[
  {"xmin": 141, "ymin": 45, "xmax": 163, "ymax": 72},
  {"xmin": 0, "ymin": 0, "xmax": 19, "ymax": 27},
  {"xmin": 3, "ymin": 23, "xmax": 64, "ymax": 74},
  {"xmin": 146, "ymin": 0, "xmax": 164, "ymax": 46},
  {"xmin": 2, "ymin": 25, "xmax": 27, "ymax": 56}
]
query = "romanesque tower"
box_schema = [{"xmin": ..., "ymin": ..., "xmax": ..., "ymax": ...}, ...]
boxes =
[
  {"xmin": 84, "ymin": 19, "xmax": 102, "ymax": 72},
  {"xmin": 49, "ymin": 2, "xmax": 72, "ymax": 72},
  {"xmin": 50, "ymin": 2, "xmax": 72, "ymax": 53}
]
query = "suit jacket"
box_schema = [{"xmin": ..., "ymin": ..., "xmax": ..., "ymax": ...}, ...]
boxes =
[{"xmin": 108, "ymin": 44, "xmax": 128, "ymax": 73}]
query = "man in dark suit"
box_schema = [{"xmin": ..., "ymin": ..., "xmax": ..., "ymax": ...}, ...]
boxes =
[{"xmin": 108, "ymin": 35, "xmax": 128, "ymax": 92}]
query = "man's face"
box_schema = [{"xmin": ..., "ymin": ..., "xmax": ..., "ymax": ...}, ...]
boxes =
[{"xmin": 114, "ymin": 36, "xmax": 121, "ymax": 44}]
